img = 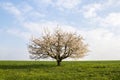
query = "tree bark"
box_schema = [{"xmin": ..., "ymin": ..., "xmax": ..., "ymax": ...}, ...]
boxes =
[{"xmin": 57, "ymin": 60, "xmax": 61, "ymax": 66}]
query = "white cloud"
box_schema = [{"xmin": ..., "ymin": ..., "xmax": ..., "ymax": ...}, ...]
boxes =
[
  {"xmin": 2, "ymin": 2, "xmax": 21, "ymax": 17},
  {"xmin": 1, "ymin": 2, "xmax": 45, "ymax": 22},
  {"xmin": 7, "ymin": 29, "xmax": 31, "ymax": 40},
  {"xmin": 81, "ymin": 28, "xmax": 120, "ymax": 60},
  {"xmin": 19, "ymin": 3, "xmax": 33, "ymax": 15},
  {"xmin": 32, "ymin": 0, "xmax": 53, "ymax": 8},
  {"xmin": 81, "ymin": 3, "xmax": 102, "ymax": 18},
  {"xmin": 33, "ymin": 0, "xmax": 81, "ymax": 11},
  {"xmin": 28, "ymin": 11, "xmax": 45, "ymax": 18},
  {"xmin": 105, "ymin": 0, "xmax": 120, "ymax": 7},
  {"xmin": 102, "ymin": 12, "xmax": 120, "ymax": 27},
  {"xmin": 19, "ymin": 3, "xmax": 45, "ymax": 18},
  {"xmin": 6, "ymin": 21, "xmax": 77, "ymax": 40},
  {"xmin": 81, "ymin": 0, "xmax": 120, "ymax": 19},
  {"xmin": 81, "ymin": 1, "xmax": 120, "ymax": 29},
  {"xmin": 23, "ymin": 21, "xmax": 77, "ymax": 36},
  {"xmin": 85, "ymin": 12, "xmax": 120, "ymax": 33},
  {"xmin": 41, "ymin": 0, "xmax": 53, "ymax": 4},
  {"xmin": 35, "ymin": 0, "xmax": 53, "ymax": 4},
  {"xmin": 55, "ymin": 0, "xmax": 81, "ymax": 10}
]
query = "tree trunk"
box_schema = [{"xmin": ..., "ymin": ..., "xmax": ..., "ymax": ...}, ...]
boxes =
[{"xmin": 57, "ymin": 60, "xmax": 61, "ymax": 66}]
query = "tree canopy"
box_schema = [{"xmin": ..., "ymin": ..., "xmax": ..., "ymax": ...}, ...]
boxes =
[{"xmin": 28, "ymin": 28, "xmax": 89, "ymax": 66}]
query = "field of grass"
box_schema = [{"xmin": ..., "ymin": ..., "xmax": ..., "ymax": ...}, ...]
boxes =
[{"xmin": 0, "ymin": 61, "xmax": 120, "ymax": 80}]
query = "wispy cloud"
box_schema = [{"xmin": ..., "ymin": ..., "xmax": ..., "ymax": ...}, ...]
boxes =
[
  {"xmin": 81, "ymin": 3, "xmax": 102, "ymax": 18},
  {"xmin": 54, "ymin": 0, "xmax": 81, "ymax": 11},
  {"xmin": 6, "ymin": 28, "xmax": 31, "ymax": 40},
  {"xmin": 23, "ymin": 21, "xmax": 77, "ymax": 36},
  {"xmin": 32, "ymin": 0, "xmax": 81, "ymax": 11},
  {"xmin": 81, "ymin": 0, "xmax": 120, "ymax": 29},
  {"xmin": 1, "ymin": 2, "xmax": 21, "ymax": 17},
  {"xmin": 1, "ymin": 2, "xmax": 45, "ymax": 22},
  {"xmin": 80, "ymin": 28, "xmax": 120, "ymax": 60},
  {"xmin": 102, "ymin": 12, "xmax": 120, "ymax": 27}
]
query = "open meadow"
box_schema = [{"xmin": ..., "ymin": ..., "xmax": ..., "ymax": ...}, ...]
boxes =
[{"xmin": 0, "ymin": 61, "xmax": 120, "ymax": 80}]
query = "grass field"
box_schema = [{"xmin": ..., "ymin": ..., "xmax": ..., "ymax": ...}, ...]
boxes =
[{"xmin": 0, "ymin": 61, "xmax": 120, "ymax": 80}]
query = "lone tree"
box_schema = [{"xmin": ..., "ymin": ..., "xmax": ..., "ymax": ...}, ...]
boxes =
[{"xmin": 28, "ymin": 28, "xmax": 88, "ymax": 66}]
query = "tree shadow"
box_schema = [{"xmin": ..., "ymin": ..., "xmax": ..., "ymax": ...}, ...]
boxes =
[{"xmin": 0, "ymin": 64, "xmax": 56, "ymax": 69}]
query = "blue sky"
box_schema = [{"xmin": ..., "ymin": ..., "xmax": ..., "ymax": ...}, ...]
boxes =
[{"xmin": 0, "ymin": 0, "xmax": 120, "ymax": 60}]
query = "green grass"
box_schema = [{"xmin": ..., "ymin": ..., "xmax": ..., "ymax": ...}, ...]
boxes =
[{"xmin": 0, "ymin": 61, "xmax": 120, "ymax": 80}]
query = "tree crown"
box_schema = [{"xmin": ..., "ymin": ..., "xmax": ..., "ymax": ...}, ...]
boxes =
[{"xmin": 28, "ymin": 28, "xmax": 89, "ymax": 61}]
